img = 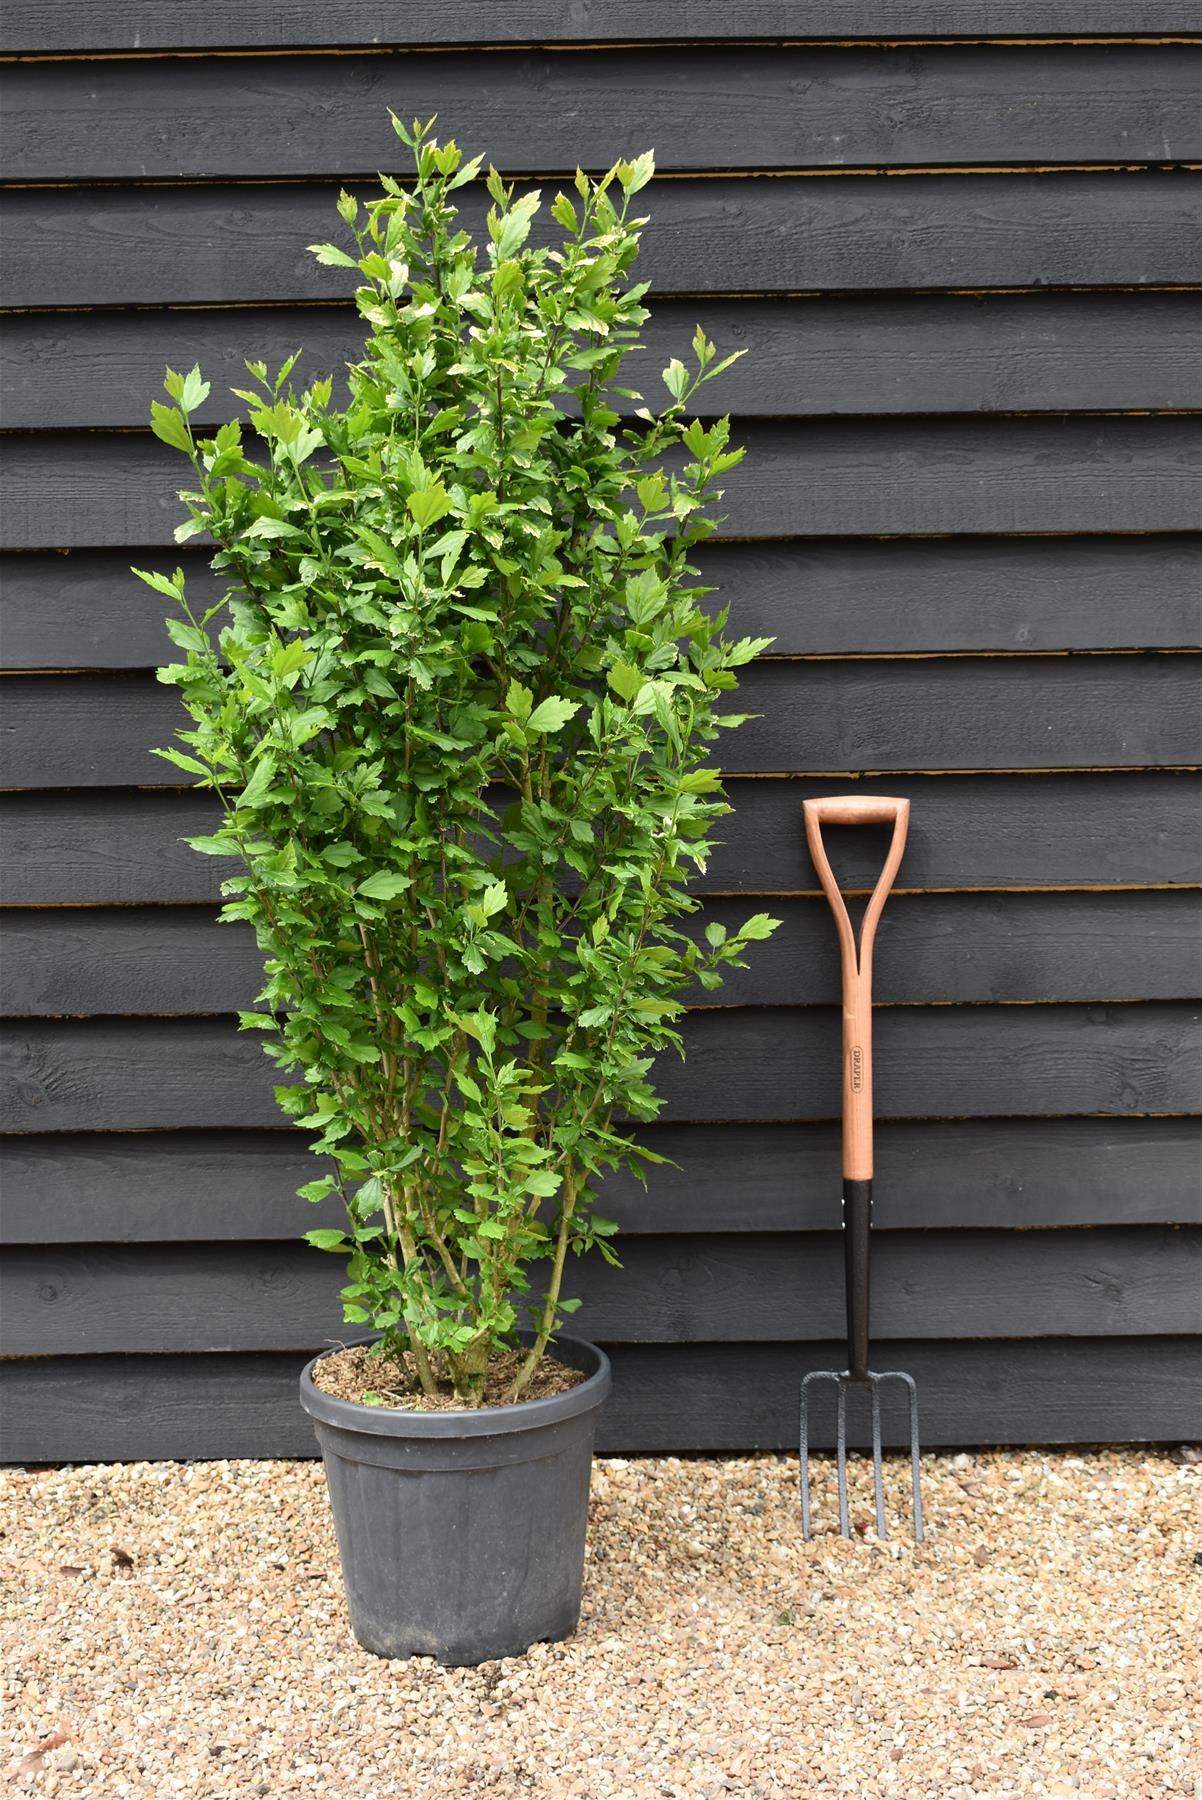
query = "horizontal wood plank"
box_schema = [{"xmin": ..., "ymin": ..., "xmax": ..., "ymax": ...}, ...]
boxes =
[
  {"xmin": 6, "ymin": 891, "xmax": 1200, "ymax": 1017},
  {"xmin": 6, "ymin": 4, "xmax": 1202, "ymax": 53},
  {"xmin": 2, "ymin": 1004, "xmax": 1196, "ymax": 1133},
  {"xmin": 9, "ymin": 294, "xmax": 1202, "ymax": 433},
  {"xmin": 4, "ymin": 656, "xmax": 1196, "ymax": 789},
  {"xmin": 4, "ymin": 1230, "xmax": 1198, "ymax": 1355},
  {"xmin": 8, "ymin": 47, "xmax": 1200, "ymax": 183},
  {"xmin": 6, "ymin": 1116, "xmax": 1198, "ymax": 1242},
  {"xmin": 4, "ymin": 1337, "xmax": 1197, "ymax": 1461},
  {"xmin": 6, "ymin": 419, "xmax": 1199, "ymax": 551},
  {"xmin": 6, "ymin": 536, "xmax": 1200, "ymax": 671},
  {"xmin": 4, "ymin": 774, "xmax": 1197, "ymax": 904},
  {"xmin": 5, "ymin": 174, "xmax": 1199, "ymax": 310}
]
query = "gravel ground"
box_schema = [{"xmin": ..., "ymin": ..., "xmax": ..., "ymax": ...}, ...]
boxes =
[{"xmin": 3, "ymin": 1448, "xmax": 1199, "ymax": 1799}]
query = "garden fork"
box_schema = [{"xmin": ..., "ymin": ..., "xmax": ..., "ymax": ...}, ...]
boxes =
[{"xmin": 799, "ymin": 795, "xmax": 924, "ymax": 1542}]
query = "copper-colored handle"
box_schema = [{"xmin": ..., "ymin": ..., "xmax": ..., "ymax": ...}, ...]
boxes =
[
  {"xmin": 805, "ymin": 796, "xmax": 909, "ymax": 827},
  {"xmin": 803, "ymin": 796, "xmax": 910, "ymax": 1180}
]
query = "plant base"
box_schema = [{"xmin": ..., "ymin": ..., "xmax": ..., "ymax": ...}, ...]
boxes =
[{"xmin": 299, "ymin": 1333, "xmax": 611, "ymax": 1665}]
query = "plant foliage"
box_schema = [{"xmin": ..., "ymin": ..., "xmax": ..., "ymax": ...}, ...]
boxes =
[{"xmin": 140, "ymin": 119, "xmax": 779, "ymax": 1401}]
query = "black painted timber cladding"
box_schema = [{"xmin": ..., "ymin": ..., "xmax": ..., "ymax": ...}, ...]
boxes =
[{"xmin": 1, "ymin": 12, "xmax": 1200, "ymax": 1462}]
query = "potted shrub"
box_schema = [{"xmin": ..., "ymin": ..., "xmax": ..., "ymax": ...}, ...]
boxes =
[{"xmin": 140, "ymin": 117, "xmax": 778, "ymax": 1665}]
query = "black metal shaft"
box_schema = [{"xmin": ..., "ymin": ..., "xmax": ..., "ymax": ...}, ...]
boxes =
[{"xmin": 843, "ymin": 1178, "xmax": 872, "ymax": 1378}]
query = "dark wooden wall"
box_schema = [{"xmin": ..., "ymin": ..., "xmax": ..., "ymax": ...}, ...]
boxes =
[{"xmin": 2, "ymin": 4, "xmax": 1200, "ymax": 1461}]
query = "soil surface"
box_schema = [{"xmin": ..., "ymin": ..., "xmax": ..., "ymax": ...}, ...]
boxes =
[
  {"xmin": 3, "ymin": 1447, "xmax": 1199, "ymax": 1798},
  {"xmin": 310, "ymin": 1343, "xmax": 586, "ymax": 1411}
]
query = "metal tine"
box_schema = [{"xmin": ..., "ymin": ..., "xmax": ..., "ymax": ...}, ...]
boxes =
[
  {"xmin": 835, "ymin": 1383, "xmax": 850, "ymax": 1539},
  {"xmin": 884, "ymin": 1369, "xmax": 925, "ymax": 1544},
  {"xmin": 869, "ymin": 1375, "xmax": 888, "ymax": 1539},
  {"xmin": 800, "ymin": 1369, "xmax": 836, "ymax": 1540}
]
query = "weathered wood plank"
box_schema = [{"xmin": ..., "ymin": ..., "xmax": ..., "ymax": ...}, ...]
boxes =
[
  {"xmin": 4, "ymin": 1338, "xmax": 1197, "ymax": 1461},
  {"xmin": 8, "ymin": 47, "xmax": 1199, "ymax": 183},
  {"xmin": 7, "ymin": 536, "xmax": 1199, "ymax": 672},
  {"xmin": 4, "ymin": 775, "xmax": 1197, "ymax": 905},
  {"xmin": 4, "ymin": 1230, "xmax": 1197, "ymax": 1355},
  {"xmin": 5, "ymin": 174, "xmax": 1198, "ymax": 310},
  {"xmin": 7, "ymin": 419, "xmax": 1198, "ymax": 550},
  {"xmin": 6, "ymin": 1116, "xmax": 1198, "ymax": 1243},
  {"xmin": 6, "ymin": 3, "xmax": 1201, "ymax": 53},
  {"xmin": 6, "ymin": 892, "xmax": 1199, "ymax": 1017},
  {"xmin": 5, "ymin": 656, "xmax": 1196, "ymax": 790},
  {"xmin": 9, "ymin": 294, "xmax": 1201, "ymax": 433},
  {"xmin": 2, "ymin": 1005, "xmax": 1196, "ymax": 1133}
]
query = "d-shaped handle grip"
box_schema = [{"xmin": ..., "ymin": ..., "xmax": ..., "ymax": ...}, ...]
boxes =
[
  {"xmin": 804, "ymin": 795, "xmax": 910, "ymax": 828},
  {"xmin": 803, "ymin": 796, "xmax": 910, "ymax": 1180}
]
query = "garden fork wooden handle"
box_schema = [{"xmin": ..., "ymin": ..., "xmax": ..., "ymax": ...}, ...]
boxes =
[{"xmin": 803, "ymin": 796, "xmax": 910, "ymax": 1181}]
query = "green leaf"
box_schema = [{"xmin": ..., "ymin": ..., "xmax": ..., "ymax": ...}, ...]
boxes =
[
  {"xmin": 150, "ymin": 402, "xmax": 193, "ymax": 453},
  {"xmin": 407, "ymin": 483, "xmax": 454, "ymax": 530},
  {"xmin": 309, "ymin": 242, "xmax": 359, "ymax": 268},
  {"xmin": 738, "ymin": 912, "xmax": 781, "ymax": 941},
  {"xmin": 243, "ymin": 516, "xmax": 305, "ymax": 541},
  {"xmin": 184, "ymin": 834, "xmax": 237, "ymax": 856},
  {"xmin": 132, "ymin": 565, "xmax": 185, "ymax": 602},
  {"xmin": 551, "ymin": 192, "xmax": 578, "ymax": 233},
  {"xmin": 152, "ymin": 746, "xmax": 209, "ymax": 778},
  {"xmin": 478, "ymin": 879, "xmax": 508, "ymax": 918},
  {"xmin": 661, "ymin": 359, "xmax": 689, "ymax": 402},
  {"xmin": 298, "ymin": 1177, "xmax": 338, "ymax": 1204},
  {"xmin": 524, "ymin": 1169, "xmax": 563, "ymax": 1198},
  {"xmin": 238, "ymin": 754, "xmax": 278, "ymax": 811},
  {"xmin": 606, "ymin": 663, "xmax": 643, "ymax": 703},
  {"xmin": 179, "ymin": 365, "xmax": 210, "ymax": 413},
  {"xmin": 506, "ymin": 680, "xmax": 532, "ymax": 723},
  {"xmin": 305, "ymin": 1229, "xmax": 350, "ymax": 1251},
  {"xmin": 624, "ymin": 149, "xmax": 655, "ymax": 194},
  {"xmin": 526, "ymin": 696, "xmax": 580, "ymax": 735},
  {"xmin": 357, "ymin": 871, "xmax": 414, "ymax": 901},
  {"xmin": 494, "ymin": 189, "xmax": 540, "ymax": 260},
  {"xmin": 491, "ymin": 258, "xmax": 523, "ymax": 301}
]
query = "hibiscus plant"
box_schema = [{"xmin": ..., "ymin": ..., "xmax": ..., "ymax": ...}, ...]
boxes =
[{"xmin": 140, "ymin": 117, "xmax": 777, "ymax": 1403}]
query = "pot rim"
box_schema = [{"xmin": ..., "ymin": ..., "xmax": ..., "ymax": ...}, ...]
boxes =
[{"xmin": 299, "ymin": 1331, "xmax": 611, "ymax": 1439}]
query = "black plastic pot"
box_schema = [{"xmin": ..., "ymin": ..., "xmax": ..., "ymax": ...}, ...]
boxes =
[{"xmin": 299, "ymin": 1333, "xmax": 611, "ymax": 1666}]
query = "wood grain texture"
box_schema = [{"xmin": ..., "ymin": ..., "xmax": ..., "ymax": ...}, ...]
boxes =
[
  {"xmin": 4, "ymin": 1229, "xmax": 1198, "ymax": 1356},
  {"xmin": 6, "ymin": 536, "xmax": 1200, "ymax": 671},
  {"xmin": 4, "ymin": 774, "xmax": 1197, "ymax": 905},
  {"xmin": 2, "ymin": 22, "xmax": 1199, "ymax": 1462},
  {"xmin": 5, "ymin": 656, "xmax": 1196, "ymax": 789},
  {"xmin": 5, "ymin": 174, "xmax": 1199, "ymax": 310},
  {"xmin": 4, "ymin": 1338, "xmax": 1197, "ymax": 1461},
  {"xmin": 6, "ymin": 3, "xmax": 1201, "ymax": 53},
  {"xmin": 6, "ymin": 1116, "xmax": 1198, "ymax": 1243},
  {"xmin": 10, "ymin": 294, "xmax": 1202, "ymax": 432},
  {"xmin": 2, "ymin": 1004, "xmax": 1196, "ymax": 1134},
  {"xmin": 8, "ymin": 47, "xmax": 1199, "ymax": 183},
  {"xmin": 6, "ymin": 419, "xmax": 1201, "ymax": 552},
  {"xmin": 6, "ymin": 892, "xmax": 1200, "ymax": 1017}
]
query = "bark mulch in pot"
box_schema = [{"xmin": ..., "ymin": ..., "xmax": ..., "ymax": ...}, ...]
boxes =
[
  {"xmin": 310, "ymin": 1343, "xmax": 586, "ymax": 1412},
  {"xmin": 3, "ymin": 1447, "xmax": 1199, "ymax": 1798}
]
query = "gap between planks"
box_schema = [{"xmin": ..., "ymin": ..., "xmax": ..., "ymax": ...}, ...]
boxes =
[
  {"xmin": 4, "ymin": 37, "xmax": 1201, "ymax": 64},
  {"xmin": 12, "ymin": 995, "xmax": 1201, "ymax": 1023},
  {"xmin": 4, "ymin": 285, "xmax": 1202, "ymax": 318},
  {"xmin": 6, "ymin": 653, "xmax": 1201, "ymax": 677},
  {"xmin": 3, "ymin": 163, "xmax": 1201, "ymax": 194},
  {"xmin": 5, "ymin": 409, "xmax": 1202, "ymax": 437},
  {"xmin": 1, "ymin": 1111, "xmax": 1197, "ymax": 1138}
]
